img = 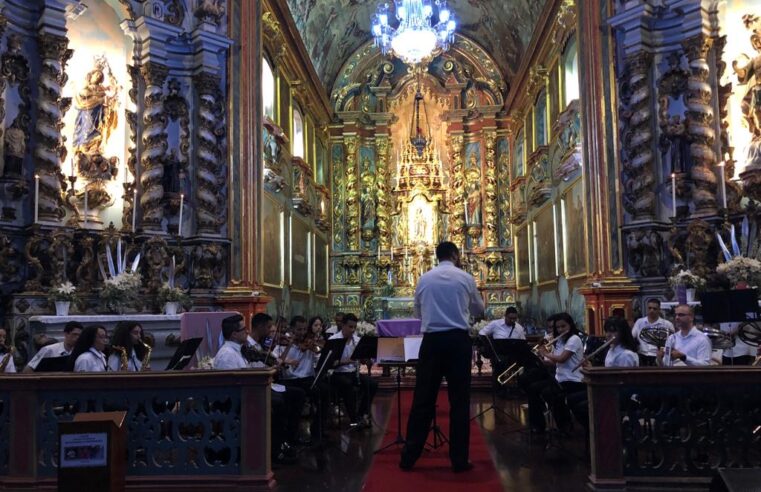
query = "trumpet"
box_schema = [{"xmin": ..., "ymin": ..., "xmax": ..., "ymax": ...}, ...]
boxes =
[
  {"xmin": 497, "ymin": 334, "xmax": 562, "ymax": 386},
  {"xmin": 572, "ymin": 336, "xmax": 616, "ymax": 371}
]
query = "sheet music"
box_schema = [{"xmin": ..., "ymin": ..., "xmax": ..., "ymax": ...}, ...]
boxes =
[{"xmin": 403, "ymin": 336, "xmax": 423, "ymax": 361}]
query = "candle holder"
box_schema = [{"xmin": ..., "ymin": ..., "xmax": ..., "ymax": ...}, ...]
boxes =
[{"xmin": 64, "ymin": 174, "xmax": 81, "ymax": 226}]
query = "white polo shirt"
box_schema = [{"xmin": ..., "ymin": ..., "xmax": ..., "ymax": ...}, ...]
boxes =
[
  {"xmin": 26, "ymin": 342, "xmax": 72, "ymax": 370},
  {"xmin": 274, "ymin": 344, "xmax": 316, "ymax": 379},
  {"xmin": 213, "ymin": 341, "xmax": 249, "ymax": 370},
  {"xmin": 554, "ymin": 334, "xmax": 584, "ymax": 383},
  {"xmin": 632, "ymin": 317, "xmax": 674, "ymax": 357},
  {"xmin": 605, "ymin": 345, "xmax": 639, "ymax": 368},
  {"xmin": 479, "ymin": 319, "xmax": 526, "ymax": 339},
  {"xmin": 329, "ymin": 331, "xmax": 360, "ymax": 373},
  {"xmin": 74, "ymin": 348, "xmax": 108, "ymax": 372}
]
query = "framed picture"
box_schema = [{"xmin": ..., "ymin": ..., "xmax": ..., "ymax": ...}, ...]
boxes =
[{"xmin": 291, "ymin": 215, "xmax": 311, "ymax": 293}]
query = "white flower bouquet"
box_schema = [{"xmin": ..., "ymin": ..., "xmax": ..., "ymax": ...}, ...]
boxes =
[
  {"xmin": 668, "ymin": 269, "xmax": 705, "ymax": 289},
  {"xmin": 356, "ymin": 321, "xmax": 377, "ymax": 337},
  {"xmin": 99, "ymin": 238, "xmax": 142, "ymax": 313},
  {"xmin": 716, "ymin": 256, "xmax": 761, "ymax": 287},
  {"xmin": 197, "ymin": 355, "xmax": 214, "ymax": 370},
  {"xmin": 49, "ymin": 281, "xmax": 78, "ymax": 302}
]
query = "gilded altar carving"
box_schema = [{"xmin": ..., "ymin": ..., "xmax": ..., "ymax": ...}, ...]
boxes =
[
  {"xmin": 497, "ymin": 137, "xmax": 512, "ymax": 247},
  {"xmin": 735, "ymin": 15, "xmax": 761, "ymax": 200},
  {"xmin": 344, "ymin": 136, "xmax": 360, "ymax": 250},
  {"xmin": 164, "ymin": 0, "xmax": 187, "ymax": 26},
  {"xmin": 23, "ymin": 230, "xmax": 44, "ymax": 292},
  {"xmin": 192, "ymin": 242, "xmax": 225, "ymax": 289},
  {"xmin": 376, "ymin": 137, "xmax": 391, "ymax": 249},
  {"xmin": 49, "ymin": 229, "xmax": 75, "ymax": 287},
  {"xmin": 163, "ymin": 78, "xmax": 190, "ymax": 195},
  {"xmin": 194, "ymin": 0, "xmax": 225, "ymax": 26},
  {"xmin": 195, "ymin": 72, "xmax": 226, "ymax": 234},
  {"xmin": 657, "ymin": 52, "xmax": 690, "ymax": 178},
  {"xmin": 342, "ymin": 255, "xmax": 361, "ymax": 285},
  {"xmin": 625, "ymin": 228, "xmax": 666, "ymax": 277},
  {"xmin": 668, "ymin": 219, "xmax": 715, "ymax": 280},
  {"xmin": 34, "ymin": 33, "xmax": 73, "ymax": 223},
  {"xmin": 484, "ymin": 133, "xmax": 498, "ymax": 247},
  {"xmin": 332, "ymin": 143, "xmax": 345, "ymax": 249},
  {"xmin": 683, "ymin": 36, "xmax": 717, "ymax": 215},
  {"xmin": 140, "ymin": 62, "xmax": 168, "ymax": 231},
  {"xmin": 1, "ymin": 34, "xmax": 31, "ymax": 178},
  {"xmin": 447, "ymin": 134, "xmax": 465, "ymax": 245},
  {"xmin": 262, "ymin": 11, "xmax": 286, "ymax": 62},
  {"xmin": 484, "ymin": 251, "xmax": 503, "ymax": 283},
  {"xmin": 144, "ymin": 236, "xmax": 170, "ymax": 293},
  {"xmin": 123, "ymin": 65, "xmax": 140, "ymax": 231},
  {"xmin": 619, "ymin": 51, "xmax": 656, "ymax": 220},
  {"xmin": 75, "ymin": 235, "xmax": 97, "ymax": 292},
  {"xmin": 0, "ymin": 234, "xmax": 20, "ymax": 285}
]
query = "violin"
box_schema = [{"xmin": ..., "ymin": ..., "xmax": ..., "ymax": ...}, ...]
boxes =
[{"xmin": 241, "ymin": 343, "xmax": 279, "ymax": 366}]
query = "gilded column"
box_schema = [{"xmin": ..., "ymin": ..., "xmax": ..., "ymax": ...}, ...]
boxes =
[
  {"xmin": 331, "ymin": 140, "xmax": 345, "ymax": 251},
  {"xmin": 683, "ymin": 36, "xmax": 717, "ymax": 216},
  {"xmin": 33, "ymin": 33, "xmax": 72, "ymax": 223},
  {"xmin": 620, "ymin": 52, "xmax": 656, "ymax": 221},
  {"xmin": 484, "ymin": 131, "xmax": 498, "ymax": 247},
  {"xmin": 194, "ymin": 72, "xmax": 224, "ymax": 235},
  {"xmin": 448, "ymin": 133, "xmax": 465, "ymax": 246},
  {"xmin": 376, "ymin": 136, "xmax": 391, "ymax": 249},
  {"xmin": 344, "ymin": 135, "xmax": 360, "ymax": 251},
  {"xmin": 139, "ymin": 62, "xmax": 168, "ymax": 231}
]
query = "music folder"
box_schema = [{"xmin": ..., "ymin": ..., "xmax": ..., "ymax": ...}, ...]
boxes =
[
  {"xmin": 35, "ymin": 355, "xmax": 70, "ymax": 372},
  {"xmin": 701, "ymin": 290, "xmax": 760, "ymax": 323},
  {"xmin": 165, "ymin": 337, "xmax": 203, "ymax": 371},
  {"xmin": 315, "ymin": 337, "xmax": 348, "ymax": 370},
  {"xmin": 350, "ymin": 336, "xmax": 378, "ymax": 361},
  {"xmin": 377, "ymin": 336, "xmax": 421, "ymax": 363}
]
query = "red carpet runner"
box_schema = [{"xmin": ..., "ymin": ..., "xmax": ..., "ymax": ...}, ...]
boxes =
[{"xmin": 363, "ymin": 389, "xmax": 502, "ymax": 491}]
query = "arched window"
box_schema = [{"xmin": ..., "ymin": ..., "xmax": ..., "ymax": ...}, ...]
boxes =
[
  {"xmin": 563, "ymin": 36, "xmax": 579, "ymax": 106},
  {"xmin": 292, "ymin": 107, "xmax": 304, "ymax": 158},
  {"xmin": 262, "ymin": 58, "xmax": 276, "ymax": 120}
]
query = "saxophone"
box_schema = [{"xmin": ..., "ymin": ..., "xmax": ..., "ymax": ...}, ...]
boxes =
[
  {"xmin": 111, "ymin": 345, "xmax": 129, "ymax": 371},
  {"xmin": 139, "ymin": 339, "xmax": 152, "ymax": 371},
  {"xmin": 0, "ymin": 346, "xmax": 14, "ymax": 372}
]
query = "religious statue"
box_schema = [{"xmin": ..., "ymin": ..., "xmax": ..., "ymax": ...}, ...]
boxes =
[
  {"xmin": 360, "ymin": 169, "xmax": 376, "ymax": 239},
  {"xmin": 73, "ymin": 56, "xmax": 120, "ymax": 157},
  {"xmin": 465, "ymin": 175, "xmax": 481, "ymax": 225},
  {"xmin": 413, "ymin": 207, "xmax": 428, "ymax": 239},
  {"xmin": 734, "ymin": 14, "xmax": 761, "ymax": 168}
]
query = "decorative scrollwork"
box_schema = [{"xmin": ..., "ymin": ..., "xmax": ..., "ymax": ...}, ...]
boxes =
[
  {"xmin": 447, "ymin": 134, "xmax": 465, "ymax": 245},
  {"xmin": 23, "ymin": 230, "xmax": 44, "ymax": 292},
  {"xmin": 192, "ymin": 242, "xmax": 225, "ymax": 289},
  {"xmin": 1, "ymin": 34, "xmax": 32, "ymax": 179},
  {"xmin": 376, "ymin": 137, "xmax": 390, "ymax": 249},
  {"xmin": 49, "ymin": 229, "xmax": 74, "ymax": 287},
  {"xmin": 75, "ymin": 235, "xmax": 96, "ymax": 292},
  {"xmin": 195, "ymin": 72, "xmax": 225, "ymax": 235},
  {"xmin": 484, "ymin": 133, "xmax": 498, "ymax": 247},
  {"xmin": 139, "ymin": 63, "xmax": 168, "ymax": 231},
  {"xmin": 344, "ymin": 136, "xmax": 359, "ymax": 251}
]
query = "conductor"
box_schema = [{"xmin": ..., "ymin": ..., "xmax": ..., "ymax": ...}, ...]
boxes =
[{"xmin": 400, "ymin": 241, "xmax": 485, "ymax": 473}]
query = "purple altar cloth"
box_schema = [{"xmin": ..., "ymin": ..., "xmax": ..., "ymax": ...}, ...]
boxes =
[{"xmin": 376, "ymin": 318, "xmax": 421, "ymax": 337}]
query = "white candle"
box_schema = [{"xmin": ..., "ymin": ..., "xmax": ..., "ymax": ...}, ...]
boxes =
[
  {"xmin": 718, "ymin": 162, "xmax": 727, "ymax": 209},
  {"xmin": 132, "ymin": 188, "xmax": 138, "ymax": 231},
  {"xmin": 70, "ymin": 159, "xmax": 75, "ymax": 177},
  {"xmin": 178, "ymin": 193, "xmax": 184, "ymax": 236},
  {"xmin": 84, "ymin": 188, "xmax": 88, "ymax": 225},
  {"xmin": 465, "ymin": 204, "xmax": 469, "ymax": 224},
  {"xmin": 377, "ymin": 244, "xmax": 381, "ymax": 261},
  {"xmin": 34, "ymin": 174, "xmax": 39, "ymax": 223},
  {"xmin": 390, "ymin": 248, "xmax": 394, "ymax": 261},
  {"xmin": 671, "ymin": 173, "xmax": 676, "ymax": 218}
]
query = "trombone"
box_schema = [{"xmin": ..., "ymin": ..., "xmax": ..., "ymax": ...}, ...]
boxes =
[{"xmin": 496, "ymin": 334, "xmax": 563, "ymax": 386}]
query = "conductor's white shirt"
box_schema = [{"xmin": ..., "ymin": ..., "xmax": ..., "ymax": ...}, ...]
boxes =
[
  {"xmin": 74, "ymin": 348, "xmax": 108, "ymax": 372},
  {"xmin": 479, "ymin": 320, "xmax": 526, "ymax": 340},
  {"xmin": 414, "ymin": 260, "xmax": 484, "ymax": 333}
]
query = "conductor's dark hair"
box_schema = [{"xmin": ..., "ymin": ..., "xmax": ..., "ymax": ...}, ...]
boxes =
[
  {"xmin": 436, "ymin": 241, "xmax": 459, "ymax": 261},
  {"xmin": 222, "ymin": 314, "xmax": 244, "ymax": 340},
  {"xmin": 251, "ymin": 313, "xmax": 273, "ymax": 330}
]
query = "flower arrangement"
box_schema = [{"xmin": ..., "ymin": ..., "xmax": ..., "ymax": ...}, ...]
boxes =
[
  {"xmin": 197, "ymin": 355, "xmax": 214, "ymax": 370},
  {"xmin": 49, "ymin": 281, "xmax": 78, "ymax": 303},
  {"xmin": 668, "ymin": 269, "xmax": 706, "ymax": 289},
  {"xmin": 716, "ymin": 219, "xmax": 761, "ymax": 288},
  {"xmin": 355, "ymin": 321, "xmax": 377, "ymax": 337},
  {"xmin": 157, "ymin": 256, "xmax": 190, "ymax": 306},
  {"xmin": 470, "ymin": 319, "xmax": 489, "ymax": 338},
  {"xmin": 99, "ymin": 239, "xmax": 142, "ymax": 313}
]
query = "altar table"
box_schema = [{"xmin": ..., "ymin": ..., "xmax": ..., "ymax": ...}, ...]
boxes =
[{"xmin": 376, "ymin": 318, "xmax": 421, "ymax": 337}]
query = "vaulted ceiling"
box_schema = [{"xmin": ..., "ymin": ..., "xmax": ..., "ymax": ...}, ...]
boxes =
[{"xmin": 285, "ymin": 0, "xmax": 548, "ymax": 93}]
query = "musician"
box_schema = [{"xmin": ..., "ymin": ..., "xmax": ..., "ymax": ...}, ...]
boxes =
[
  {"xmin": 602, "ymin": 317, "xmax": 640, "ymax": 368},
  {"xmin": 325, "ymin": 312, "xmax": 345, "ymax": 339},
  {"xmin": 525, "ymin": 313, "xmax": 585, "ymax": 434},
  {"xmin": 24, "ymin": 321, "xmax": 83, "ymax": 372},
  {"xmin": 0, "ymin": 327, "xmax": 16, "ymax": 373},
  {"xmin": 657, "ymin": 304, "xmax": 711, "ymax": 366},
  {"xmin": 400, "ymin": 242, "xmax": 484, "ymax": 473},
  {"xmin": 479, "ymin": 306, "xmax": 526, "ymax": 340},
  {"xmin": 70, "ymin": 325, "xmax": 109, "ymax": 372},
  {"xmin": 720, "ymin": 322, "xmax": 755, "ymax": 366},
  {"xmin": 329, "ymin": 313, "xmax": 378, "ymax": 430},
  {"xmin": 249, "ymin": 313, "xmax": 307, "ymax": 462},
  {"xmin": 631, "ymin": 299, "xmax": 674, "ymax": 366},
  {"xmin": 108, "ymin": 321, "xmax": 146, "ymax": 372}
]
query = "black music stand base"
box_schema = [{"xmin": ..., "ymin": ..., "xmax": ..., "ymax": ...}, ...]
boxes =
[
  {"xmin": 375, "ymin": 364, "xmax": 407, "ymax": 454},
  {"xmin": 425, "ymin": 405, "xmax": 448, "ymax": 450},
  {"xmin": 471, "ymin": 378, "xmax": 521, "ymax": 429}
]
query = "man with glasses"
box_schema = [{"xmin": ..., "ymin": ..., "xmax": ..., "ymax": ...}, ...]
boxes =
[{"xmin": 657, "ymin": 304, "xmax": 711, "ymax": 366}]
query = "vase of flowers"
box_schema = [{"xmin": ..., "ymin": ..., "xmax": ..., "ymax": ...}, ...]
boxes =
[
  {"xmin": 668, "ymin": 269, "xmax": 705, "ymax": 303},
  {"xmin": 716, "ymin": 256, "xmax": 761, "ymax": 289},
  {"xmin": 99, "ymin": 239, "xmax": 142, "ymax": 314},
  {"xmin": 49, "ymin": 281, "xmax": 78, "ymax": 316},
  {"xmin": 355, "ymin": 320, "xmax": 377, "ymax": 337},
  {"xmin": 158, "ymin": 284, "xmax": 190, "ymax": 315}
]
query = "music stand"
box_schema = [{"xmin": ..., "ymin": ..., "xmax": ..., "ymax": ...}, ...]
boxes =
[
  {"xmin": 471, "ymin": 337, "xmax": 523, "ymax": 424},
  {"xmin": 165, "ymin": 338, "xmax": 203, "ymax": 371},
  {"xmin": 350, "ymin": 336, "xmax": 379, "ymax": 428},
  {"xmin": 701, "ymin": 290, "xmax": 760, "ymax": 323},
  {"xmin": 35, "ymin": 355, "xmax": 70, "ymax": 372},
  {"xmin": 310, "ymin": 337, "xmax": 347, "ymax": 453},
  {"xmin": 375, "ymin": 360, "xmax": 416, "ymax": 454}
]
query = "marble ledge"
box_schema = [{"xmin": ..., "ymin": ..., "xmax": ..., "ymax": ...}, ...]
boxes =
[{"xmin": 30, "ymin": 314, "xmax": 182, "ymax": 323}]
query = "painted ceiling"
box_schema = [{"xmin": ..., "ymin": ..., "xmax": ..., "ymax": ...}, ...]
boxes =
[{"xmin": 285, "ymin": 0, "xmax": 548, "ymax": 92}]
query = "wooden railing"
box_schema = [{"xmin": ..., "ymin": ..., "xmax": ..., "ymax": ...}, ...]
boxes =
[
  {"xmin": 585, "ymin": 367, "xmax": 761, "ymax": 490},
  {"xmin": 0, "ymin": 370, "xmax": 275, "ymax": 491}
]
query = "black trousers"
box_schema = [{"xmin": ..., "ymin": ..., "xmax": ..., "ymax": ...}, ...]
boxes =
[
  {"xmin": 281, "ymin": 376, "xmax": 330, "ymax": 437},
  {"xmin": 722, "ymin": 355, "xmax": 754, "ymax": 366},
  {"xmin": 331, "ymin": 371, "xmax": 378, "ymax": 423},
  {"xmin": 402, "ymin": 329, "xmax": 472, "ymax": 467},
  {"xmin": 520, "ymin": 374, "xmax": 584, "ymax": 432},
  {"xmin": 271, "ymin": 385, "xmax": 306, "ymax": 447}
]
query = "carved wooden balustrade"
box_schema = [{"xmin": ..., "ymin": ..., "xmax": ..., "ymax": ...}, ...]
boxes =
[
  {"xmin": 586, "ymin": 367, "xmax": 761, "ymax": 491},
  {"xmin": 0, "ymin": 370, "xmax": 274, "ymax": 491}
]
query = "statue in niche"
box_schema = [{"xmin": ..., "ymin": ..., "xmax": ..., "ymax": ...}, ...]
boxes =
[
  {"xmin": 162, "ymin": 149, "xmax": 182, "ymax": 194},
  {"xmin": 465, "ymin": 169, "xmax": 482, "ymax": 225},
  {"xmin": 413, "ymin": 208, "xmax": 427, "ymax": 239},
  {"xmin": 360, "ymin": 169, "xmax": 376, "ymax": 231},
  {"xmin": 73, "ymin": 56, "xmax": 120, "ymax": 158},
  {"xmin": 734, "ymin": 14, "xmax": 761, "ymax": 168},
  {"xmin": 3, "ymin": 122, "xmax": 25, "ymax": 177},
  {"xmin": 391, "ymin": 213, "xmax": 406, "ymax": 247}
]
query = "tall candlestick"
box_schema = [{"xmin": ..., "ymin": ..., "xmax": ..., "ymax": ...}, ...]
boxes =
[
  {"xmin": 132, "ymin": 188, "xmax": 138, "ymax": 231},
  {"xmin": 70, "ymin": 158, "xmax": 75, "ymax": 177},
  {"xmin": 377, "ymin": 244, "xmax": 381, "ymax": 261},
  {"xmin": 34, "ymin": 174, "xmax": 39, "ymax": 223},
  {"xmin": 718, "ymin": 162, "xmax": 727, "ymax": 209},
  {"xmin": 83, "ymin": 187, "xmax": 88, "ymax": 225},
  {"xmin": 671, "ymin": 173, "xmax": 676, "ymax": 218},
  {"xmin": 464, "ymin": 204, "xmax": 469, "ymax": 225},
  {"xmin": 390, "ymin": 248, "xmax": 394, "ymax": 261},
  {"xmin": 178, "ymin": 193, "xmax": 184, "ymax": 236}
]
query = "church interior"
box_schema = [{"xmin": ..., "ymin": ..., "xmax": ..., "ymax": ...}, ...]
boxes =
[{"xmin": 1, "ymin": 0, "xmax": 761, "ymax": 490}]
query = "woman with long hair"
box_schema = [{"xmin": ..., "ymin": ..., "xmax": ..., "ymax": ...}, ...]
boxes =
[
  {"xmin": 70, "ymin": 325, "xmax": 109, "ymax": 372},
  {"xmin": 602, "ymin": 317, "xmax": 639, "ymax": 367},
  {"xmin": 108, "ymin": 321, "xmax": 146, "ymax": 372}
]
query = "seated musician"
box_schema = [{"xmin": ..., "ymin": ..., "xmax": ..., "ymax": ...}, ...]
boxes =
[
  {"xmin": 0, "ymin": 327, "xmax": 16, "ymax": 373},
  {"xmin": 325, "ymin": 312, "xmax": 344, "ymax": 339},
  {"xmin": 720, "ymin": 322, "xmax": 755, "ymax": 365},
  {"xmin": 479, "ymin": 306, "xmax": 525, "ymax": 391},
  {"xmin": 523, "ymin": 313, "xmax": 585, "ymax": 434},
  {"xmin": 329, "ymin": 313, "xmax": 378, "ymax": 429},
  {"xmin": 24, "ymin": 321, "xmax": 83, "ymax": 373},
  {"xmin": 273, "ymin": 316, "xmax": 330, "ymax": 443},
  {"xmin": 657, "ymin": 304, "xmax": 711, "ymax": 366},
  {"xmin": 631, "ymin": 299, "xmax": 674, "ymax": 366},
  {"xmin": 248, "ymin": 313, "xmax": 307, "ymax": 460},
  {"xmin": 70, "ymin": 326, "xmax": 109, "ymax": 372},
  {"xmin": 602, "ymin": 317, "xmax": 640, "ymax": 368},
  {"xmin": 108, "ymin": 321, "xmax": 146, "ymax": 372}
]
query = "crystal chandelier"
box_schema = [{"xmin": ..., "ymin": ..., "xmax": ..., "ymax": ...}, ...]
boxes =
[{"xmin": 371, "ymin": 0, "xmax": 456, "ymax": 65}]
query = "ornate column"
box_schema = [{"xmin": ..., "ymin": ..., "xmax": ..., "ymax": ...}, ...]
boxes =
[
  {"xmin": 683, "ymin": 35, "xmax": 718, "ymax": 217},
  {"xmin": 447, "ymin": 133, "xmax": 465, "ymax": 247},
  {"xmin": 194, "ymin": 72, "xmax": 224, "ymax": 235},
  {"xmin": 139, "ymin": 62, "xmax": 168, "ymax": 231},
  {"xmin": 33, "ymin": 31, "xmax": 72, "ymax": 223},
  {"xmin": 344, "ymin": 135, "xmax": 360, "ymax": 251},
  {"xmin": 484, "ymin": 131, "xmax": 498, "ymax": 247},
  {"xmin": 375, "ymin": 135, "xmax": 391, "ymax": 250}
]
